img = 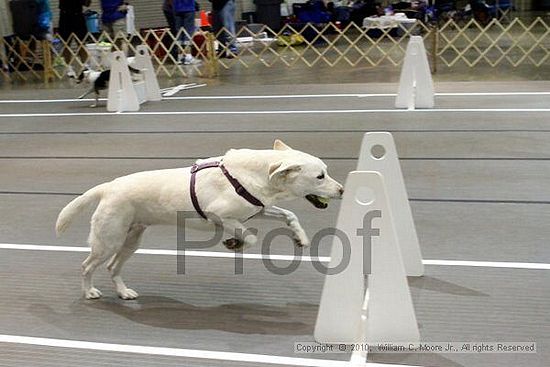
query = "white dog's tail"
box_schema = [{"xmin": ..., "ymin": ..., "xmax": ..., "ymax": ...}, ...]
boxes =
[{"xmin": 55, "ymin": 183, "xmax": 109, "ymax": 236}]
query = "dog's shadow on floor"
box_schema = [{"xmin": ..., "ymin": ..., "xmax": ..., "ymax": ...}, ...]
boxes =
[
  {"xmin": 67, "ymin": 103, "xmax": 104, "ymax": 110},
  {"xmin": 82, "ymin": 296, "xmax": 317, "ymax": 335},
  {"xmin": 408, "ymin": 276, "xmax": 489, "ymax": 297}
]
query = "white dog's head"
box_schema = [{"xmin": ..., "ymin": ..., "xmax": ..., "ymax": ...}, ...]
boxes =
[{"xmin": 268, "ymin": 139, "xmax": 344, "ymax": 209}]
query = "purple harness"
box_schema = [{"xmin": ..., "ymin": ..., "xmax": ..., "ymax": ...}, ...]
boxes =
[{"xmin": 190, "ymin": 161, "xmax": 264, "ymax": 219}]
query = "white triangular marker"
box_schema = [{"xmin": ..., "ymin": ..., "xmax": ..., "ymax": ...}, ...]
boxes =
[
  {"xmin": 314, "ymin": 171, "xmax": 366, "ymax": 344},
  {"xmin": 107, "ymin": 51, "xmax": 140, "ymax": 112},
  {"xmin": 395, "ymin": 36, "xmax": 434, "ymax": 109},
  {"xmin": 133, "ymin": 45, "xmax": 162, "ymax": 102},
  {"xmin": 357, "ymin": 132, "xmax": 424, "ymax": 276},
  {"xmin": 363, "ymin": 172, "xmax": 420, "ymax": 344},
  {"xmin": 314, "ymin": 171, "xmax": 420, "ymax": 344}
]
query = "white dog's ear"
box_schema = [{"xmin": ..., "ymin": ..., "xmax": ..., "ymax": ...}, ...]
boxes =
[
  {"xmin": 273, "ymin": 139, "xmax": 292, "ymax": 151},
  {"xmin": 268, "ymin": 161, "xmax": 301, "ymax": 181}
]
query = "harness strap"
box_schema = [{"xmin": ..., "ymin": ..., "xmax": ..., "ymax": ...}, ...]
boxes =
[
  {"xmin": 190, "ymin": 161, "xmax": 220, "ymax": 219},
  {"xmin": 190, "ymin": 161, "xmax": 264, "ymax": 220},
  {"xmin": 219, "ymin": 164, "xmax": 265, "ymax": 207}
]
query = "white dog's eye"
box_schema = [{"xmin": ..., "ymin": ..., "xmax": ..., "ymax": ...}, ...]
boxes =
[{"xmin": 317, "ymin": 173, "xmax": 325, "ymax": 180}]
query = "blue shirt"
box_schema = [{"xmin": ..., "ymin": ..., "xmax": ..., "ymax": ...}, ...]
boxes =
[
  {"xmin": 36, "ymin": 0, "xmax": 52, "ymax": 32},
  {"xmin": 173, "ymin": 0, "xmax": 195, "ymax": 14},
  {"xmin": 101, "ymin": 0, "xmax": 126, "ymax": 23}
]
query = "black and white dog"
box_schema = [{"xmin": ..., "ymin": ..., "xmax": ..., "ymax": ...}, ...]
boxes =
[{"xmin": 76, "ymin": 65, "xmax": 142, "ymax": 107}]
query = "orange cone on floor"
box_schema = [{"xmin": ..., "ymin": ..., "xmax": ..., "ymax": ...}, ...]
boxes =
[{"xmin": 200, "ymin": 11, "xmax": 211, "ymax": 27}]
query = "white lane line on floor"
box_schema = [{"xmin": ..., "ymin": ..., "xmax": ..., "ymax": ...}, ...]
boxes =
[
  {"xmin": 2, "ymin": 108, "xmax": 550, "ymax": 118},
  {"xmin": 0, "ymin": 243, "xmax": 330, "ymax": 262},
  {"xmin": 423, "ymin": 259, "xmax": 550, "ymax": 270},
  {"xmin": 1, "ymin": 91, "xmax": 550, "ymax": 103},
  {"xmin": 0, "ymin": 334, "xmax": 421, "ymax": 367},
  {"xmin": 0, "ymin": 94, "xmax": 377, "ymax": 103},
  {"xmin": 1, "ymin": 243, "xmax": 549, "ymax": 270},
  {"xmin": 0, "ymin": 334, "xmax": 352, "ymax": 367}
]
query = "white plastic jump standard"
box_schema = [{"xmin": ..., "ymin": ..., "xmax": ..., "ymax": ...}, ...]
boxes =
[
  {"xmin": 395, "ymin": 36, "xmax": 434, "ymax": 109},
  {"xmin": 133, "ymin": 45, "xmax": 162, "ymax": 102},
  {"xmin": 314, "ymin": 171, "xmax": 420, "ymax": 345},
  {"xmin": 107, "ymin": 51, "xmax": 140, "ymax": 112},
  {"xmin": 357, "ymin": 132, "xmax": 424, "ymax": 276},
  {"xmin": 107, "ymin": 47, "xmax": 161, "ymax": 113}
]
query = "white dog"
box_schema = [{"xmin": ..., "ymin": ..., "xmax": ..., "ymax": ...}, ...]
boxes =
[{"xmin": 56, "ymin": 140, "xmax": 344, "ymax": 300}]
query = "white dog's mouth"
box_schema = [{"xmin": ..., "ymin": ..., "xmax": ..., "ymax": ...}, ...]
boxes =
[{"xmin": 305, "ymin": 194, "xmax": 329, "ymax": 209}]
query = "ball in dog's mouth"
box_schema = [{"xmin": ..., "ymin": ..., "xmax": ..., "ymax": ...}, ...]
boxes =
[{"xmin": 305, "ymin": 194, "xmax": 329, "ymax": 209}]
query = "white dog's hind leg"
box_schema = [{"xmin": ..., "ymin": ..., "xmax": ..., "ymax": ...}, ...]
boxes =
[
  {"xmin": 260, "ymin": 206, "xmax": 310, "ymax": 247},
  {"xmin": 81, "ymin": 254, "xmax": 104, "ymax": 299},
  {"xmin": 82, "ymin": 246, "xmax": 117, "ymax": 299},
  {"xmin": 82, "ymin": 205, "xmax": 133, "ymax": 299},
  {"xmin": 219, "ymin": 219, "xmax": 258, "ymax": 251},
  {"xmin": 107, "ymin": 223, "xmax": 146, "ymax": 300}
]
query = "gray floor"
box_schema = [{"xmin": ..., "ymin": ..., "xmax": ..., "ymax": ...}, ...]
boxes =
[{"xmin": 0, "ymin": 81, "xmax": 549, "ymax": 367}]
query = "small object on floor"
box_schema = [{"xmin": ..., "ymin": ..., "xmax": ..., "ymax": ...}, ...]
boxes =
[{"xmin": 160, "ymin": 83, "xmax": 207, "ymax": 97}]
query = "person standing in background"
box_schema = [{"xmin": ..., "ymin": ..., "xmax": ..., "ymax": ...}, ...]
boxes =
[
  {"xmin": 173, "ymin": 0, "xmax": 199, "ymax": 64},
  {"xmin": 163, "ymin": 0, "xmax": 176, "ymax": 33},
  {"xmin": 162, "ymin": 0, "xmax": 179, "ymax": 61},
  {"xmin": 36, "ymin": 0, "xmax": 53, "ymax": 39},
  {"xmin": 211, "ymin": 0, "xmax": 237, "ymax": 57},
  {"xmin": 58, "ymin": 0, "xmax": 91, "ymax": 77},
  {"xmin": 100, "ymin": 0, "xmax": 128, "ymax": 48},
  {"xmin": 8, "ymin": 0, "xmax": 52, "ymax": 71}
]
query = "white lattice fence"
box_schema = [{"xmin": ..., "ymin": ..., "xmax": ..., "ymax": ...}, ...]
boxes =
[
  {"xmin": 438, "ymin": 17, "xmax": 550, "ymax": 67},
  {"xmin": 1, "ymin": 17, "xmax": 549, "ymax": 83},
  {"xmin": 216, "ymin": 21, "xmax": 434, "ymax": 70}
]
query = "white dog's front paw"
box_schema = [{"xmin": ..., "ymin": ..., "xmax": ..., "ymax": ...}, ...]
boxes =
[
  {"xmin": 224, "ymin": 234, "xmax": 257, "ymax": 251},
  {"xmin": 118, "ymin": 288, "xmax": 139, "ymax": 300},
  {"xmin": 224, "ymin": 238, "xmax": 245, "ymax": 251},
  {"xmin": 293, "ymin": 232, "xmax": 310, "ymax": 247},
  {"xmin": 84, "ymin": 287, "xmax": 102, "ymax": 299}
]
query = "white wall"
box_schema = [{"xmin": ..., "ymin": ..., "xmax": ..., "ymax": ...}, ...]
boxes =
[{"xmin": 0, "ymin": 0, "xmax": 13, "ymax": 37}]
